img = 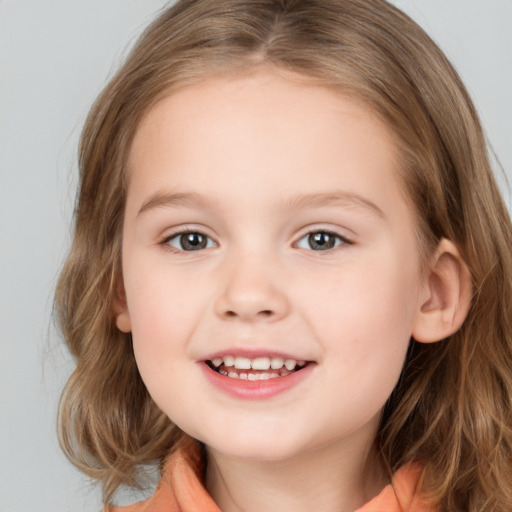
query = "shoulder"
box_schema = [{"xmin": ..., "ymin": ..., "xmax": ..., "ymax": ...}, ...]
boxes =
[
  {"xmin": 101, "ymin": 436, "xmax": 218, "ymax": 512},
  {"xmin": 103, "ymin": 502, "xmax": 146, "ymax": 512},
  {"xmin": 357, "ymin": 464, "xmax": 438, "ymax": 512}
]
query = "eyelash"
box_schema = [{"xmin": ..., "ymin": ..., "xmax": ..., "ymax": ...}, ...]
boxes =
[
  {"xmin": 295, "ymin": 230, "xmax": 352, "ymax": 251},
  {"xmin": 159, "ymin": 228, "xmax": 353, "ymax": 253},
  {"xmin": 160, "ymin": 229, "xmax": 217, "ymax": 252}
]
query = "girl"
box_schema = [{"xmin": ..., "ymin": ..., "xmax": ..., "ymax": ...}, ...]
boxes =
[{"xmin": 55, "ymin": 1, "xmax": 512, "ymax": 511}]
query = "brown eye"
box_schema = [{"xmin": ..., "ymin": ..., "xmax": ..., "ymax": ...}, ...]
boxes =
[
  {"xmin": 166, "ymin": 232, "xmax": 215, "ymax": 251},
  {"xmin": 297, "ymin": 231, "xmax": 346, "ymax": 251}
]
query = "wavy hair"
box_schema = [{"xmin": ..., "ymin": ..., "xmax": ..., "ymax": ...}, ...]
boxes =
[{"xmin": 56, "ymin": 1, "xmax": 512, "ymax": 509}]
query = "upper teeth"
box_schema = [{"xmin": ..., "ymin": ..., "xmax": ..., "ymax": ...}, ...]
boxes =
[{"xmin": 211, "ymin": 356, "xmax": 306, "ymax": 371}]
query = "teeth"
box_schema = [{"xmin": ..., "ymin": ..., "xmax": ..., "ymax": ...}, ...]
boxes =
[
  {"xmin": 284, "ymin": 359, "xmax": 296, "ymax": 371},
  {"xmin": 210, "ymin": 355, "xmax": 306, "ymax": 372},
  {"xmin": 251, "ymin": 357, "xmax": 271, "ymax": 370},
  {"xmin": 234, "ymin": 357, "xmax": 252, "ymax": 369},
  {"xmin": 223, "ymin": 355, "xmax": 235, "ymax": 367},
  {"xmin": 270, "ymin": 357, "xmax": 284, "ymax": 369},
  {"xmin": 224, "ymin": 371, "xmax": 283, "ymax": 381}
]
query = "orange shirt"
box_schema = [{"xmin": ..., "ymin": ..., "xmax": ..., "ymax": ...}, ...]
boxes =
[{"xmin": 107, "ymin": 437, "xmax": 436, "ymax": 512}]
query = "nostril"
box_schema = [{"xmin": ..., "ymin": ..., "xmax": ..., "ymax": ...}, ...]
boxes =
[{"xmin": 223, "ymin": 309, "xmax": 274, "ymax": 320}]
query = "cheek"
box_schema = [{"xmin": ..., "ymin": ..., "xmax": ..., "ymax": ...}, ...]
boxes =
[
  {"xmin": 125, "ymin": 272, "xmax": 205, "ymax": 422},
  {"xmin": 300, "ymin": 251, "xmax": 420, "ymax": 359},
  {"xmin": 124, "ymin": 267, "xmax": 207, "ymax": 370}
]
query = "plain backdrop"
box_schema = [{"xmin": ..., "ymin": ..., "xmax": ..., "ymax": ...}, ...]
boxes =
[{"xmin": 1, "ymin": 1, "xmax": 511, "ymax": 511}]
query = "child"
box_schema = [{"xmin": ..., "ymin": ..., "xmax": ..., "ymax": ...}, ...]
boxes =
[{"xmin": 55, "ymin": 0, "xmax": 512, "ymax": 511}]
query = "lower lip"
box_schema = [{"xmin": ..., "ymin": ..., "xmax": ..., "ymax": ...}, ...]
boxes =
[{"xmin": 200, "ymin": 362, "xmax": 315, "ymax": 400}]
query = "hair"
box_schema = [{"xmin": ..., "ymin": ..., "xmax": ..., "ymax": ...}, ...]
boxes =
[{"xmin": 55, "ymin": 0, "xmax": 512, "ymax": 510}]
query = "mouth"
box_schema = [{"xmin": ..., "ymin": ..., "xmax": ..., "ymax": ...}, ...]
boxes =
[{"xmin": 205, "ymin": 355, "xmax": 311, "ymax": 381}]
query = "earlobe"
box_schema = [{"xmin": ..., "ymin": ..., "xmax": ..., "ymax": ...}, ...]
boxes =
[
  {"xmin": 412, "ymin": 239, "xmax": 472, "ymax": 344},
  {"xmin": 114, "ymin": 280, "xmax": 132, "ymax": 333},
  {"xmin": 116, "ymin": 309, "xmax": 132, "ymax": 333}
]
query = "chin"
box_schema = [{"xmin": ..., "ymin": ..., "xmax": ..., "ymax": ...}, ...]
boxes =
[{"xmin": 200, "ymin": 428, "xmax": 307, "ymax": 462}]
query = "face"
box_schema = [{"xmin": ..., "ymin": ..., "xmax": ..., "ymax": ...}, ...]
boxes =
[{"xmin": 117, "ymin": 70, "xmax": 427, "ymax": 464}]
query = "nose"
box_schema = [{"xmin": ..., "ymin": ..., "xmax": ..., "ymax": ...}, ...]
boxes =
[{"xmin": 214, "ymin": 253, "xmax": 290, "ymax": 323}]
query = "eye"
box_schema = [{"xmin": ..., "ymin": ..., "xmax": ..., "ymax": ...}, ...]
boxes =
[
  {"xmin": 164, "ymin": 231, "xmax": 216, "ymax": 251},
  {"xmin": 296, "ymin": 231, "xmax": 348, "ymax": 251}
]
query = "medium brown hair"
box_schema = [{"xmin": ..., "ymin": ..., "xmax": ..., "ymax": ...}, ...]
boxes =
[{"xmin": 56, "ymin": 1, "xmax": 512, "ymax": 509}]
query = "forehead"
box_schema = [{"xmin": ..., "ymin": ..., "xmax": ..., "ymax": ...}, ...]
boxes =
[{"xmin": 126, "ymin": 70, "xmax": 405, "ymax": 217}]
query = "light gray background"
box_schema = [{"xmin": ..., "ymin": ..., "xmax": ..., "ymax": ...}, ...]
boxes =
[{"xmin": 1, "ymin": 1, "xmax": 511, "ymax": 511}]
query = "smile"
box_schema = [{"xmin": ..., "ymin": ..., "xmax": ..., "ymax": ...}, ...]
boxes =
[
  {"xmin": 201, "ymin": 353, "xmax": 315, "ymax": 399},
  {"xmin": 207, "ymin": 355, "xmax": 307, "ymax": 381}
]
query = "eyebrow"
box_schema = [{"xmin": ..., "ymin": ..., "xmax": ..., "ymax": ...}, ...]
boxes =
[
  {"xmin": 138, "ymin": 191, "xmax": 211, "ymax": 217},
  {"xmin": 282, "ymin": 191, "xmax": 385, "ymax": 218},
  {"xmin": 137, "ymin": 190, "xmax": 385, "ymax": 219}
]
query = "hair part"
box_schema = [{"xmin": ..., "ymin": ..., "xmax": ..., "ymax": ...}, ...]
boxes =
[{"xmin": 56, "ymin": 1, "xmax": 512, "ymax": 509}]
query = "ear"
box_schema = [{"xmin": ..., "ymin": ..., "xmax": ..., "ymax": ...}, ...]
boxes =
[
  {"xmin": 412, "ymin": 239, "xmax": 472, "ymax": 344},
  {"xmin": 113, "ymin": 277, "xmax": 132, "ymax": 333}
]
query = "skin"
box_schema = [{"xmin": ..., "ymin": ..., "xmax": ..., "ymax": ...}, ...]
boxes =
[{"xmin": 115, "ymin": 69, "xmax": 470, "ymax": 512}]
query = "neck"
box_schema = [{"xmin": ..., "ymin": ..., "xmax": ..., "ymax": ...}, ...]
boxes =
[{"xmin": 205, "ymin": 438, "xmax": 388, "ymax": 512}]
